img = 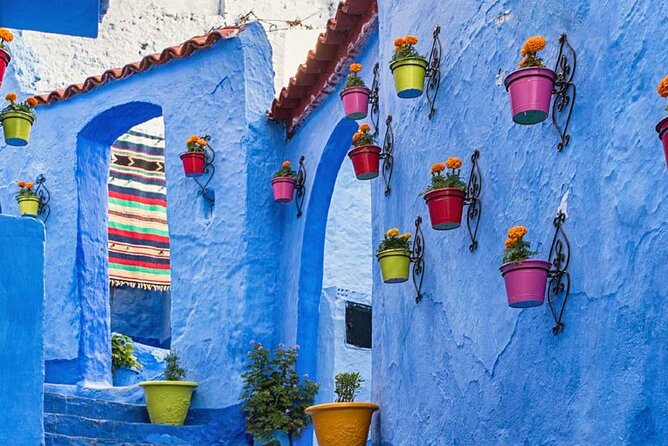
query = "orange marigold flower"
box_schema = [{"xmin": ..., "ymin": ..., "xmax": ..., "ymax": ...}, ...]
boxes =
[
  {"xmin": 394, "ymin": 37, "xmax": 405, "ymax": 48},
  {"xmin": 282, "ymin": 160, "xmax": 291, "ymax": 169},
  {"xmin": 26, "ymin": 182, "xmax": 34, "ymax": 189},
  {"xmin": 186, "ymin": 135, "xmax": 199, "ymax": 144},
  {"xmin": 350, "ymin": 63, "xmax": 362, "ymax": 73},
  {"xmin": 657, "ymin": 76, "xmax": 668, "ymax": 98},
  {"xmin": 404, "ymin": 35, "xmax": 419, "ymax": 45},
  {"xmin": 359, "ymin": 124, "xmax": 371, "ymax": 133},
  {"xmin": 0, "ymin": 29, "xmax": 14, "ymax": 43},
  {"xmin": 508, "ymin": 225, "xmax": 528, "ymax": 240},
  {"xmin": 445, "ymin": 157, "xmax": 462, "ymax": 170},
  {"xmin": 430, "ymin": 162, "xmax": 445, "ymax": 174},
  {"xmin": 17, "ymin": 181, "xmax": 25, "ymax": 188},
  {"xmin": 197, "ymin": 138, "xmax": 208, "ymax": 146},
  {"xmin": 504, "ymin": 238, "xmax": 516, "ymax": 249},
  {"xmin": 522, "ymin": 35, "xmax": 546, "ymax": 54},
  {"xmin": 5, "ymin": 92, "xmax": 16, "ymax": 102},
  {"xmin": 26, "ymin": 97, "xmax": 38, "ymax": 107},
  {"xmin": 352, "ymin": 132, "xmax": 364, "ymax": 143},
  {"xmin": 386, "ymin": 228, "xmax": 400, "ymax": 238},
  {"xmin": 398, "ymin": 232, "xmax": 412, "ymax": 241}
]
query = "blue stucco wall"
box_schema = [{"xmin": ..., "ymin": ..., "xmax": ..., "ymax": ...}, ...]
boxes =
[{"xmin": 0, "ymin": 215, "xmax": 45, "ymax": 445}]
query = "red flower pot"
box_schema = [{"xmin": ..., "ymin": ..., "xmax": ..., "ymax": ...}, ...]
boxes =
[
  {"xmin": 272, "ymin": 177, "xmax": 296, "ymax": 203},
  {"xmin": 180, "ymin": 151, "xmax": 206, "ymax": 177},
  {"xmin": 348, "ymin": 145, "xmax": 381, "ymax": 180},
  {"xmin": 0, "ymin": 48, "xmax": 10, "ymax": 88},
  {"xmin": 656, "ymin": 116, "xmax": 668, "ymax": 169},
  {"xmin": 423, "ymin": 188, "xmax": 466, "ymax": 230}
]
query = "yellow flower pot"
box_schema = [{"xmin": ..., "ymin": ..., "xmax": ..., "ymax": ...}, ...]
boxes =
[
  {"xmin": 305, "ymin": 402, "xmax": 379, "ymax": 446},
  {"xmin": 139, "ymin": 381, "xmax": 197, "ymax": 425},
  {"xmin": 17, "ymin": 196, "xmax": 40, "ymax": 217},
  {"xmin": 377, "ymin": 248, "xmax": 411, "ymax": 283},
  {"xmin": 389, "ymin": 58, "xmax": 428, "ymax": 98}
]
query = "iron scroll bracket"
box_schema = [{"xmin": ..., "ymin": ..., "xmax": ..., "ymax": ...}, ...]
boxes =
[
  {"xmin": 425, "ymin": 25, "xmax": 442, "ymax": 120},
  {"xmin": 35, "ymin": 174, "xmax": 51, "ymax": 224},
  {"xmin": 379, "ymin": 115, "xmax": 394, "ymax": 197},
  {"xmin": 369, "ymin": 62, "xmax": 381, "ymax": 137},
  {"xmin": 551, "ymin": 34, "xmax": 577, "ymax": 152},
  {"xmin": 546, "ymin": 210, "xmax": 571, "ymax": 335},
  {"xmin": 192, "ymin": 135, "xmax": 216, "ymax": 204},
  {"xmin": 411, "ymin": 215, "xmax": 425, "ymax": 303},
  {"xmin": 295, "ymin": 156, "xmax": 306, "ymax": 218},
  {"xmin": 463, "ymin": 150, "xmax": 482, "ymax": 252}
]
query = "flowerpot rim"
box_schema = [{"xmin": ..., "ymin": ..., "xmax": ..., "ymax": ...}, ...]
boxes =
[
  {"xmin": 340, "ymin": 86, "xmax": 371, "ymax": 98},
  {"xmin": 17, "ymin": 195, "xmax": 40, "ymax": 202},
  {"xmin": 0, "ymin": 47, "xmax": 10, "ymax": 62},
  {"xmin": 499, "ymin": 259, "xmax": 551, "ymax": 274},
  {"xmin": 305, "ymin": 402, "xmax": 379, "ymax": 414},
  {"xmin": 503, "ymin": 66, "xmax": 557, "ymax": 90},
  {"xmin": 0, "ymin": 110, "xmax": 35, "ymax": 124},
  {"xmin": 390, "ymin": 57, "xmax": 428, "ymax": 71},
  {"xmin": 423, "ymin": 187, "xmax": 466, "ymax": 201},
  {"xmin": 655, "ymin": 116, "xmax": 668, "ymax": 136},
  {"xmin": 139, "ymin": 380, "xmax": 198, "ymax": 388},
  {"xmin": 348, "ymin": 145, "xmax": 381, "ymax": 156},
  {"xmin": 376, "ymin": 248, "xmax": 411, "ymax": 259},
  {"xmin": 179, "ymin": 151, "xmax": 206, "ymax": 159},
  {"xmin": 271, "ymin": 176, "xmax": 297, "ymax": 184}
]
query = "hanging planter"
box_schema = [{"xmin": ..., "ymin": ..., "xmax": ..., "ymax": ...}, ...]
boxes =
[
  {"xmin": 348, "ymin": 123, "xmax": 381, "ymax": 180},
  {"xmin": 180, "ymin": 135, "xmax": 209, "ymax": 177},
  {"xmin": 15, "ymin": 181, "xmax": 40, "ymax": 217},
  {"xmin": 389, "ymin": 35, "xmax": 428, "ymax": 99},
  {"xmin": 140, "ymin": 353, "xmax": 197, "ymax": 425},
  {"xmin": 306, "ymin": 372, "xmax": 378, "ymax": 446},
  {"xmin": 0, "ymin": 28, "xmax": 13, "ymax": 88},
  {"xmin": 499, "ymin": 226, "xmax": 551, "ymax": 308},
  {"xmin": 655, "ymin": 76, "xmax": 668, "ymax": 168},
  {"xmin": 421, "ymin": 158, "xmax": 467, "ymax": 230},
  {"xmin": 376, "ymin": 228, "xmax": 412, "ymax": 283},
  {"xmin": 271, "ymin": 160, "xmax": 297, "ymax": 203},
  {"xmin": 0, "ymin": 93, "xmax": 38, "ymax": 146},
  {"xmin": 340, "ymin": 63, "xmax": 371, "ymax": 120},
  {"xmin": 504, "ymin": 36, "xmax": 556, "ymax": 125}
]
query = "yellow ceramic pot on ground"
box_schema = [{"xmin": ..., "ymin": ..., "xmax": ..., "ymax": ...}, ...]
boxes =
[
  {"xmin": 305, "ymin": 402, "xmax": 379, "ymax": 446},
  {"xmin": 18, "ymin": 196, "xmax": 40, "ymax": 217},
  {"xmin": 139, "ymin": 381, "xmax": 197, "ymax": 425}
]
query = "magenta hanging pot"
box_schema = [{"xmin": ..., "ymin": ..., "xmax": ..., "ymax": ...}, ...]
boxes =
[
  {"xmin": 340, "ymin": 87, "xmax": 371, "ymax": 120},
  {"xmin": 656, "ymin": 116, "xmax": 668, "ymax": 169},
  {"xmin": 271, "ymin": 176, "xmax": 296, "ymax": 203},
  {"xmin": 504, "ymin": 67, "xmax": 556, "ymax": 125},
  {"xmin": 499, "ymin": 259, "xmax": 551, "ymax": 308},
  {"xmin": 0, "ymin": 48, "xmax": 10, "ymax": 88}
]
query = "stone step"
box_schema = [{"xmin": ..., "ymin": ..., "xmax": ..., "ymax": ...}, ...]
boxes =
[
  {"xmin": 45, "ymin": 432, "xmax": 174, "ymax": 446},
  {"xmin": 45, "ymin": 392, "xmax": 150, "ymax": 423}
]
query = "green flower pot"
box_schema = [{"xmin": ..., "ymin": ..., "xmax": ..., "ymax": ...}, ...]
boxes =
[
  {"xmin": 139, "ymin": 381, "xmax": 198, "ymax": 425},
  {"xmin": 17, "ymin": 196, "xmax": 40, "ymax": 217},
  {"xmin": 1, "ymin": 111, "xmax": 34, "ymax": 146},
  {"xmin": 377, "ymin": 248, "xmax": 411, "ymax": 283},
  {"xmin": 389, "ymin": 58, "xmax": 428, "ymax": 98}
]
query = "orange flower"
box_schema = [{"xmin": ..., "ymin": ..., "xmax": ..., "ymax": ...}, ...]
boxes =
[
  {"xmin": 26, "ymin": 182, "xmax": 34, "ymax": 189},
  {"xmin": 17, "ymin": 181, "xmax": 25, "ymax": 188},
  {"xmin": 430, "ymin": 162, "xmax": 445, "ymax": 174},
  {"xmin": 504, "ymin": 238, "xmax": 516, "ymax": 249},
  {"xmin": 522, "ymin": 35, "xmax": 546, "ymax": 54},
  {"xmin": 197, "ymin": 138, "xmax": 208, "ymax": 146},
  {"xmin": 186, "ymin": 135, "xmax": 199, "ymax": 144},
  {"xmin": 0, "ymin": 29, "xmax": 14, "ymax": 43},
  {"xmin": 445, "ymin": 157, "xmax": 462, "ymax": 170},
  {"xmin": 26, "ymin": 97, "xmax": 38, "ymax": 107},
  {"xmin": 350, "ymin": 63, "xmax": 362, "ymax": 73},
  {"xmin": 5, "ymin": 92, "xmax": 16, "ymax": 102},
  {"xmin": 352, "ymin": 132, "xmax": 364, "ymax": 143},
  {"xmin": 404, "ymin": 35, "xmax": 419, "ymax": 46},
  {"xmin": 394, "ymin": 37, "xmax": 405, "ymax": 48},
  {"xmin": 508, "ymin": 225, "xmax": 528, "ymax": 240},
  {"xmin": 657, "ymin": 76, "xmax": 668, "ymax": 98},
  {"xmin": 359, "ymin": 124, "xmax": 371, "ymax": 133},
  {"xmin": 282, "ymin": 160, "xmax": 291, "ymax": 169}
]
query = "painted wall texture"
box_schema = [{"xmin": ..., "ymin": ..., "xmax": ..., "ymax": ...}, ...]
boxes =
[{"xmin": 0, "ymin": 215, "xmax": 45, "ymax": 445}]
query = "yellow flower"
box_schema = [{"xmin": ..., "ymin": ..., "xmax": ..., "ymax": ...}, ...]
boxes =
[
  {"xmin": 26, "ymin": 97, "xmax": 38, "ymax": 107},
  {"xmin": 522, "ymin": 35, "xmax": 546, "ymax": 54},
  {"xmin": 394, "ymin": 37, "xmax": 405, "ymax": 48},
  {"xmin": 404, "ymin": 35, "xmax": 419, "ymax": 46},
  {"xmin": 386, "ymin": 228, "xmax": 400, "ymax": 238},
  {"xmin": 430, "ymin": 162, "xmax": 445, "ymax": 174},
  {"xmin": 5, "ymin": 92, "xmax": 16, "ymax": 102},
  {"xmin": 507, "ymin": 225, "xmax": 528, "ymax": 240},
  {"xmin": 0, "ymin": 28, "xmax": 14, "ymax": 43},
  {"xmin": 282, "ymin": 160, "xmax": 291, "ymax": 169},
  {"xmin": 445, "ymin": 157, "xmax": 462, "ymax": 170},
  {"xmin": 504, "ymin": 238, "xmax": 516, "ymax": 249},
  {"xmin": 350, "ymin": 63, "xmax": 362, "ymax": 73},
  {"xmin": 352, "ymin": 132, "xmax": 364, "ymax": 143},
  {"xmin": 398, "ymin": 232, "xmax": 412, "ymax": 241},
  {"xmin": 657, "ymin": 75, "xmax": 668, "ymax": 98},
  {"xmin": 359, "ymin": 123, "xmax": 371, "ymax": 133}
]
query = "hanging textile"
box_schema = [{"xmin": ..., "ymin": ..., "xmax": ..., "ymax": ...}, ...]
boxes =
[{"xmin": 108, "ymin": 130, "xmax": 171, "ymax": 291}]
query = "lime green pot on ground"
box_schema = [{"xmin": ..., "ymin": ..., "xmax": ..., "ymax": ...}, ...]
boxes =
[
  {"xmin": 18, "ymin": 196, "xmax": 40, "ymax": 217},
  {"xmin": 377, "ymin": 248, "xmax": 411, "ymax": 283},
  {"xmin": 390, "ymin": 58, "xmax": 428, "ymax": 98},
  {"xmin": 139, "ymin": 381, "xmax": 198, "ymax": 425},
  {"xmin": 1, "ymin": 111, "xmax": 34, "ymax": 146}
]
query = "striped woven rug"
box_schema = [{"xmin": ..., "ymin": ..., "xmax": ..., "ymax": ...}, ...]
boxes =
[{"xmin": 108, "ymin": 130, "xmax": 171, "ymax": 291}]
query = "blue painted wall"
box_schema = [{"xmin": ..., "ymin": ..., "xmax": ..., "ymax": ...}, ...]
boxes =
[
  {"xmin": 0, "ymin": 0, "xmax": 100, "ymax": 37},
  {"xmin": 0, "ymin": 215, "xmax": 45, "ymax": 445}
]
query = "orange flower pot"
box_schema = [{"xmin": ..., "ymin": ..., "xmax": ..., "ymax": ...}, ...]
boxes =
[{"xmin": 306, "ymin": 402, "xmax": 378, "ymax": 446}]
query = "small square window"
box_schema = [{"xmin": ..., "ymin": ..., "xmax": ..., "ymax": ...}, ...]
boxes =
[{"xmin": 345, "ymin": 301, "xmax": 372, "ymax": 349}]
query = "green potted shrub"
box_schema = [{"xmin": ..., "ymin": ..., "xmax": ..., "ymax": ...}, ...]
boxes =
[
  {"xmin": 1, "ymin": 92, "xmax": 38, "ymax": 146},
  {"xmin": 241, "ymin": 342, "xmax": 318, "ymax": 446},
  {"xmin": 376, "ymin": 228, "xmax": 412, "ymax": 283},
  {"xmin": 111, "ymin": 333, "xmax": 142, "ymax": 387},
  {"xmin": 306, "ymin": 372, "xmax": 378, "ymax": 446},
  {"xmin": 139, "ymin": 352, "xmax": 197, "ymax": 425}
]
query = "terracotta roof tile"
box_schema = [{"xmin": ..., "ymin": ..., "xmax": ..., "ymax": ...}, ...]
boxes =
[
  {"xmin": 35, "ymin": 27, "xmax": 240, "ymax": 106},
  {"xmin": 270, "ymin": 0, "xmax": 378, "ymax": 138}
]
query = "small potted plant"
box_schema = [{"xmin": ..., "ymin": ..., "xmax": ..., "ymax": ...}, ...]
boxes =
[
  {"xmin": 422, "ymin": 157, "xmax": 467, "ymax": 230},
  {"xmin": 271, "ymin": 160, "xmax": 297, "ymax": 203},
  {"xmin": 1, "ymin": 93, "xmax": 38, "ymax": 146},
  {"xmin": 306, "ymin": 372, "xmax": 378, "ymax": 446},
  {"xmin": 376, "ymin": 228, "xmax": 412, "ymax": 283},
  {"xmin": 340, "ymin": 63, "xmax": 371, "ymax": 120},
  {"xmin": 0, "ymin": 28, "xmax": 13, "ymax": 87},
  {"xmin": 139, "ymin": 352, "xmax": 197, "ymax": 425},
  {"xmin": 499, "ymin": 226, "xmax": 552, "ymax": 308},
  {"xmin": 389, "ymin": 35, "xmax": 428, "ymax": 98},
  {"xmin": 348, "ymin": 123, "xmax": 381, "ymax": 180},
  {"xmin": 180, "ymin": 135, "xmax": 208, "ymax": 177},
  {"xmin": 111, "ymin": 333, "xmax": 142, "ymax": 387},
  {"xmin": 15, "ymin": 181, "xmax": 39, "ymax": 217},
  {"xmin": 655, "ymin": 75, "xmax": 668, "ymax": 169},
  {"xmin": 241, "ymin": 342, "xmax": 318, "ymax": 446}
]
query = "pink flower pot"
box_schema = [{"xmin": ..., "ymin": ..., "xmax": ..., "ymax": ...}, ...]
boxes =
[
  {"xmin": 340, "ymin": 87, "xmax": 371, "ymax": 120},
  {"xmin": 272, "ymin": 176, "xmax": 296, "ymax": 203},
  {"xmin": 348, "ymin": 145, "xmax": 381, "ymax": 180},
  {"xmin": 655, "ymin": 116, "xmax": 668, "ymax": 169},
  {"xmin": 0, "ymin": 48, "xmax": 10, "ymax": 88},
  {"xmin": 504, "ymin": 67, "xmax": 556, "ymax": 125},
  {"xmin": 499, "ymin": 259, "xmax": 552, "ymax": 308},
  {"xmin": 423, "ymin": 188, "xmax": 466, "ymax": 230}
]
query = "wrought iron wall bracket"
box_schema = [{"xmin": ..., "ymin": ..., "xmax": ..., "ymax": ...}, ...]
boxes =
[
  {"xmin": 379, "ymin": 115, "xmax": 394, "ymax": 197},
  {"xmin": 463, "ymin": 150, "xmax": 482, "ymax": 252},
  {"xmin": 294, "ymin": 156, "xmax": 306, "ymax": 218},
  {"xmin": 411, "ymin": 215, "xmax": 426, "ymax": 303},
  {"xmin": 551, "ymin": 34, "xmax": 577, "ymax": 152},
  {"xmin": 35, "ymin": 174, "xmax": 51, "ymax": 224},
  {"xmin": 546, "ymin": 210, "xmax": 571, "ymax": 335},
  {"xmin": 369, "ymin": 62, "xmax": 381, "ymax": 137},
  {"xmin": 191, "ymin": 135, "xmax": 216, "ymax": 204},
  {"xmin": 425, "ymin": 25, "xmax": 442, "ymax": 120}
]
